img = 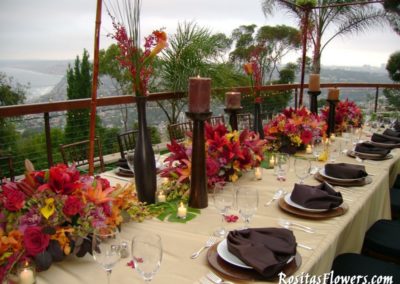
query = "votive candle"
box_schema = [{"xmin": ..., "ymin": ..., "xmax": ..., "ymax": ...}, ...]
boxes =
[
  {"xmin": 254, "ymin": 167, "xmax": 262, "ymax": 180},
  {"xmin": 330, "ymin": 133, "xmax": 336, "ymax": 141},
  {"xmin": 19, "ymin": 268, "xmax": 35, "ymax": 284},
  {"xmin": 308, "ymin": 74, "xmax": 320, "ymax": 92},
  {"xmin": 306, "ymin": 144, "xmax": 312, "ymax": 154},
  {"xmin": 157, "ymin": 191, "xmax": 166, "ymax": 203},
  {"xmin": 177, "ymin": 202, "xmax": 187, "ymax": 219},
  {"xmin": 188, "ymin": 76, "xmax": 211, "ymax": 113},
  {"xmin": 269, "ymin": 157, "xmax": 275, "ymax": 168}
]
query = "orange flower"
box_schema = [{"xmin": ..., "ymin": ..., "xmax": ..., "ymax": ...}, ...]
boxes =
[
  {"xmin": 149, "ymin": 30, "xmax": 167, "ymax": 58},
  {"xmin": 243, "ymin": 63, "xmax": 253, "ymax": 75},
  {"xmin": 84, "ymin": 182, "xmax": 114, "ymax": 205}
]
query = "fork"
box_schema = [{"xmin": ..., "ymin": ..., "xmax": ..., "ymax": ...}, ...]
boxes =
[
  {"xmin": 265, "ymin": 189, "xmax": 286, "ymax": 206},
  {"xmin": 191, "ymin": 237, "xmax": 218, "ymax": 259},
  {"xmin": 206, "ymin": 271, "xmax": 234, "ymax": 284}
]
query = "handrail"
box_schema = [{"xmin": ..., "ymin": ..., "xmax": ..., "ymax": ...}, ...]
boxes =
[{"xmin": 1, "ymin": 83, "xmax": 399, "ymax": 118}]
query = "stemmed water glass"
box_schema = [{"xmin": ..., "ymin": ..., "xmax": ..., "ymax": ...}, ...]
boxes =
[
  {"xmin": 126, "ymin": 150, "xmax": 135, "ymax": 174},
  {"xmin": 236, "ymin": 186, "xmax": 259, "ymax": 229},
  {"xmin": 213, "ymin": 182, "xmax": 235, "ymax": 237},
  {"xmin": 276, "ymin": 153, "xmax": 289, "ymax": 192},
  {"xmin": 131, "ymin": 233, "xmax": 163, "ymax": 282},
  {"xmin": 92, "ymin": 227, "xmax": 122, "ymax": 284},
  {"xmin": 294, "ymin": 158, "xmax": 311, "ymax": 184}
]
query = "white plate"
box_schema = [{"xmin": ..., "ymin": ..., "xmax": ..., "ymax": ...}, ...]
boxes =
[
  {"xmin": 217, "ymin": 239, "xmax": 253, "ymax": 269},
  {"xmin": 318, "ymin": 169, "xmax": 365, "ymax": 182},
  {"xmin": 284, "ymin": 193, "xmax": 330, "ymax": 213}
]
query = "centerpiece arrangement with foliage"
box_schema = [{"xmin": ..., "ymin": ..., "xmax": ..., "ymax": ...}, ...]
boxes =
[
  {"xmin": 320, "ymin": 99, "xmax": 363, "ymax": 134},
  {"xmin": 0, "ymin": 162, "xmax": 152, "ymax": 281},
  {"xmin": 263, "ymin": 106, "xmax": 327, "ymax": 153},
  {"xmin": 159, "ymin": 123, "xmax": 266, "ymax": 200}
]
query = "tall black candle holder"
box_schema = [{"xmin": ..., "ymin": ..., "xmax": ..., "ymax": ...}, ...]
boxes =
[
  {"xmin": 224, "ymin": 107, "xmax": 242, "ymax": 131},
  {"xmin": 327, "ymin": 99, "xmax": 339, "ymax": 136},
  {"xmin": 186, "ymin": 111, "xmax": 212, "ymax": 209},
  {"xmin": 253, "ymin": 102, "xmax": 264, "ymax": 139},
  {"xmin": 308, "ymin": 91, "xmax": 321, "ymax": 114}
]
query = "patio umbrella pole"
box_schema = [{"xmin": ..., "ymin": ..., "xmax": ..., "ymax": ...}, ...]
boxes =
[{"xmin": 88, "ymin": 0, "xmax": 103, "ymax": 175}]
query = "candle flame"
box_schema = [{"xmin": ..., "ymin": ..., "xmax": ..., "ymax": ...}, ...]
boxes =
[
  {"xmin": 179, "ymin": 202, "xmax": 184, "ymax": 207},
  {"xmin": 196, "ymin": 74, "xmax": 200, "ymax": 78}
]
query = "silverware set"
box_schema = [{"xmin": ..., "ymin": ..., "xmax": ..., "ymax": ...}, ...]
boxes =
[
  {"xmin": 191, "ymin": 236, "xmax": 218, "ymax": 259},
  {"xmin": 199, "ymin": 271, "xmax": 234, "ymax": 284}
]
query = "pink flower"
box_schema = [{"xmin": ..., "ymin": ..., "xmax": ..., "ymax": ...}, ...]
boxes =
[
  {"xmin": 1, "ymin": 185, "xmax": 25, "ymax": 211},
  {"xmin": 63, "ymin": 196, "xmax": 83, "ymax": 216}
]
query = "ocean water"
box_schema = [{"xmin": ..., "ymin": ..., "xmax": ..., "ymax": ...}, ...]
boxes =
[{"xmin": 0, "ymin": 67, "xmax": 63, "ymax": 102}]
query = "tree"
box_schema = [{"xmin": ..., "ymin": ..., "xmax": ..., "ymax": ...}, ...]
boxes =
[
  {"xmin": 383, "ymin": 51, "xmax": 400, "ymax": 110},
  {"xmin": 64, "ymin": 50, "xmax": 102, "ymax": 143},
  {"xmin": 157, "ymin": 22, "xmax": 233, "ymax": 124},
  {"xmin": 262, "ymin": 0, "xmax": 387, "ymax": 73},
  {"xmin": 230, "ymin": 24, "xmax": 301, "ymax": 83},
  {"xmin": 383, "ymin": 0, "xmax": 400, "ymax": 35},
  {"xmin": 0, "ymin": 73, "xmax": 26, "ymax": 155}
]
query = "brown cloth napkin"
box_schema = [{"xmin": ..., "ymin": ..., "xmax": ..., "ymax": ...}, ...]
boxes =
[
  {"xmin": 383, "ymin": 129, "xmax": 400, "ymax": 138},
  {"xmin": 325, "ymin": 163, "xmax": 368, "ymax": 179},
  {"xmin": 371, "ymin": 133, "xmax": 400, "ymax": 144},
  {"xmin": 354, "ymin": 143, "xmax": 391, "ymax": 157},
  {"xmin": 227, "ymin": 228, "xmax": 296, "ymax": 278},
  {"xmin": 290, "ymin": 182, "xmax": 343, "ymax": 209}
]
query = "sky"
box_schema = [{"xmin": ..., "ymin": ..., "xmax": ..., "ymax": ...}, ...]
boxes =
[{"xmin": 0, "ymin": 0, "xmax": 399, "ymax": 67}]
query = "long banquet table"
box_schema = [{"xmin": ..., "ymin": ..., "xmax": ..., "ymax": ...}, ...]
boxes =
[{"xmin": 37, "ymin": 139, "xmax": 399, "ymax": 284}]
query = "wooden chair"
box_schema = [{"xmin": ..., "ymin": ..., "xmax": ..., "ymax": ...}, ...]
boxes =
[
  {"xmin": 208, "ymin": 115, "xmax": 225, "ymax": 126},
  {"xmin": 0, "ymin": 155, "xmax": 15, "ymax": 184},
  {"xmin": 60, "ymin": 138, "xmax": 105, "ymax": 173},
  {"xmin": 237, "ymin": 113, "xmax": 253, "ymax": 130},
  {"xmin": 167, "ymin": 121, "xmax": 193, "ymax": 143},
  {"xmin": 117, "ymin": 130, "xmax": 138, "ymax": 159}
]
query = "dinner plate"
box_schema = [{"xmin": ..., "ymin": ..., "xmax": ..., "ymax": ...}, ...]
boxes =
[
  {"xmin": 217, "ymin": 239, "xmax": 253, "ymax": 269},
  {"xmin": 353, "ymin": 151, "xmax": 383, "ymax": 158},
  {"xmin": 283, "ymin": 193, "xmax": 330, "ymax": 213},
  {"xmin": 318, "ymin": 169, "xmax": 365, "ymax": 182}
]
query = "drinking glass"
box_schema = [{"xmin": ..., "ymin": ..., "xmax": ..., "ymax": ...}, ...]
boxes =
[
  {"xmin": 126, "ymin": 150, "xmax": 135, "ymax": 173},
  {"xmin": 276, "ymin": 153, "xmax": 289, "ymax": 191},
  {"xmin": 213, "ymin": 182, "xmax": 235, "ymax": 237},
  {"xmin": 329, "ymin": 143, "xmax": 340, "ymax": 163},
  {"xmin": 312, "ymin": 138, "xmax": 323, "ymax": 172},
  {"xmin": 131, "ymin": 233, "xmax": 163, "ymax": 282},
  {"xmin": 236, "ymin": 186, "xmax": 259, "ymax": 229},
  {"xmin": 92, "ymin": 227, "xmax": 121, "ymax": 284},
  {"xmin": 153, "ymin": 145, "xmax": 161, "ymax": 167},
  {"xmin": 294, "ymin": 158, "xmax": 311, "ymax": 184}
]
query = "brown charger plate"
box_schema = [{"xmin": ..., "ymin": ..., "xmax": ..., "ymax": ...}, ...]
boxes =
[
  {"xmin": 314, "ymin": 172, "xmax": 372, "ymax": 187},
  {"xmin": 346, "ymin": 150, "xmax": 393, "ymax": 161},
  {"xmin": 278, "ymin": 197, "xmax": 348, "ymax": 219},
  {"xmin": 207, "ymin": 242, "xmax": 301, "ymax": 281},
  {"xmin": 115, "ymin": 168, "xmax": 134, "ymax": 178}
]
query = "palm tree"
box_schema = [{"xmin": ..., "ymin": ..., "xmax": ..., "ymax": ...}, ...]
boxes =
[{"xmin": 261, "ymin": 0, "xmax": 387, "ymax": 73}]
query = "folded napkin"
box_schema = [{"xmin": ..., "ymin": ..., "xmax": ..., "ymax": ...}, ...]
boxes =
[
  {"xmin": 354, "ymin": 143, "xmax": 391, "ymax": 157},
  {"xmin": 371, "ymin": 133, "xmax": 400, "ymax": 144},
  {"xmin": 325, "ymin": 163, "xmax": 368, "ymax": 179},
  {"xmin": 290, "ymin": 182, "xmax": 343, "ymax": 209},
  {"xmin": 227, "ymin": 228, "xmax": 296, "ymax": 278},
  {"xmin": 383, "ymin": 129, "xmax": 400, "ymax": 138}
]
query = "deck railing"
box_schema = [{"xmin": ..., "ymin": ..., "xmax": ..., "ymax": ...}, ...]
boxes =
[{"xmin": 0, "ymin": 82, "xmax": 399, "ymax": 174}]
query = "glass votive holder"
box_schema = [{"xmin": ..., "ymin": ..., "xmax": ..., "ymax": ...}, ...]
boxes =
[
  {"xmin": 17, "ymin": 260, "xmax": 36, "ymax": 284},
  {"xmin": 253, "ymin": 167, "xmax": 263, "ymax": 181}
]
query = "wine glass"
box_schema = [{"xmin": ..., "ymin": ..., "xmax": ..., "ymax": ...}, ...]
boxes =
[
  {"xmin": 213, "ymin": 182, "xmax": 235, "ymax": 237},
  {"xmin": 236, "ymin": 186, "xmax": 259, "ymax": 229},
  {"xmin": 92, "ymin": 227, "xmax": 121, "ymax": 284},
  {"xmin": 153, "ymin": 145, "xmax": 161, "ymax": 168},
  {"xmin": 131, "ymin": 233, "xmax": 163, "ymax": 282},
  {"xmin": 294, "ymin": 158, "xmax": 311, "ymax": 184},
  {"xmin": 312, "ymin": 137, "xmax": 323, "ymax": 172},
  {"xmin": 126, "ymin": 150, "xmax": 135, "ymax": 174},
  {"xmin": 276, "ymin": 153, "xmax": 289, "ymax": 191}
]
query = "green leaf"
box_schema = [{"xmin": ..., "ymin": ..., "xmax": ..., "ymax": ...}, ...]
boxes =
[{"xmin": 154, "ymin": 200, "xmax": 200, "ymax": 223}]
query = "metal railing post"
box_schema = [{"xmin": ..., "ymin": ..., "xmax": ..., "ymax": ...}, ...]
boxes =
[
  {"xmin": 374, "ymin": 87, "xmax": 379, "ymax": 113},
  {"xmin": 44, "ymin": 112, "xmax": 53, "ymax": 167}
]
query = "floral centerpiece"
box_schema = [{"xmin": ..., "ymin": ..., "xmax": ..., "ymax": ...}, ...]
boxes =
[
  {"xmin": 0, "ymin": 163, "xmax": 151, "ymax": 281},
  {"xmin": 263, "ymin": 106, "xmax": 327, "ymax": 153},
  {"xmin": 320, "ymin": 99, "xmax": 363, "ymax": 134},
  {"xmin": 159, "ymin": 123, "xmax": 266, "ymax": 199},
  {"xmin": 107, "ymin": 0, "xmax": 168, "ymax": 204}
]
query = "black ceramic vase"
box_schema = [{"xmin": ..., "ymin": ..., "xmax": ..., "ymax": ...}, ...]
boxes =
[
  {"xmin": 253, "ymin": 102, "xmax": 265, "ymax": 139},
  {"xmin": 133, "ymin": 96, "xmax": 156, "ymax": 204}
]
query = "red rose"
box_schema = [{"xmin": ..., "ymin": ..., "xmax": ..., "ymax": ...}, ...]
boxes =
[
  {"xmin": 2, "ymin": 187, "xmax": 25, "ymax": 211},
  {"xmin": 63, "ymin": 196, "xmax": 83, "ymax": 216},
  {"xmin": 23, "ymin": 226, "xmax": 50, "ymax": 256}
]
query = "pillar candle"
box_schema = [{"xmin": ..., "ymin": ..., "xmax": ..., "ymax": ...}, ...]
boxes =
[
  {"xmin": 177, "ymin": 202, "xmax": 187, "ymax": 218},
  {"xmin": 225, "ymin": 92, "xmax": 241, "ymax": 109},
  {"xmin": 327, "ymin": 88, "xmax": 340, "ymax": 100},
  {"xmin": 308, "ymin": 74, "xmax": 320, "ymax": 92},
  {"xmin": 157, "ymin": 191, "xmax": 166, "ymax": 203},
  {"xmin": 188, "ymin": 77, "xmax": 211, "ymax": 113}
]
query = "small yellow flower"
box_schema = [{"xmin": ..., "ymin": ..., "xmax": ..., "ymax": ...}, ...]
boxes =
[{"xmin": 40, "ymin": 198, "xmax": 55, "ymax": 219}]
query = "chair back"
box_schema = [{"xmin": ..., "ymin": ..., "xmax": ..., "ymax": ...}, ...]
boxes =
[
  {"xmin": 167, "ymin": 121, "xmax": 193, "ymax": 143},
  {"xmin": 237, "ymin": 113, "xmax": 253, "ymax": 130},
  {"xmin": 117, "ymin": 130, "xmax": 138, "ymax": 159},
  {"xmin": 208, "ymin": 115, "xmax": 225, "ymax": 126},
  {"xmin": 60, "ymin": 138, "xmax": 105, "ymax": 172},
  {"xmin": 0, "ymin": 156, "xmax": 15, "ymax": 184}
]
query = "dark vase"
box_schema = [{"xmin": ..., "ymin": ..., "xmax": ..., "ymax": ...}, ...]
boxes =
[
  {"xmin": 253, "ymin": 102, "xmax": 265, "ymax": 139},
  {"xmin": 133, "ymin": 96, "xmax": 156, "ymax": 204}
]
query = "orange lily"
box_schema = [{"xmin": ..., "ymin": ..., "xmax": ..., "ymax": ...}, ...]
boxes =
[{"xmin": 84, "ymin": 182, "xmax": 114, "ymax": 205}]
